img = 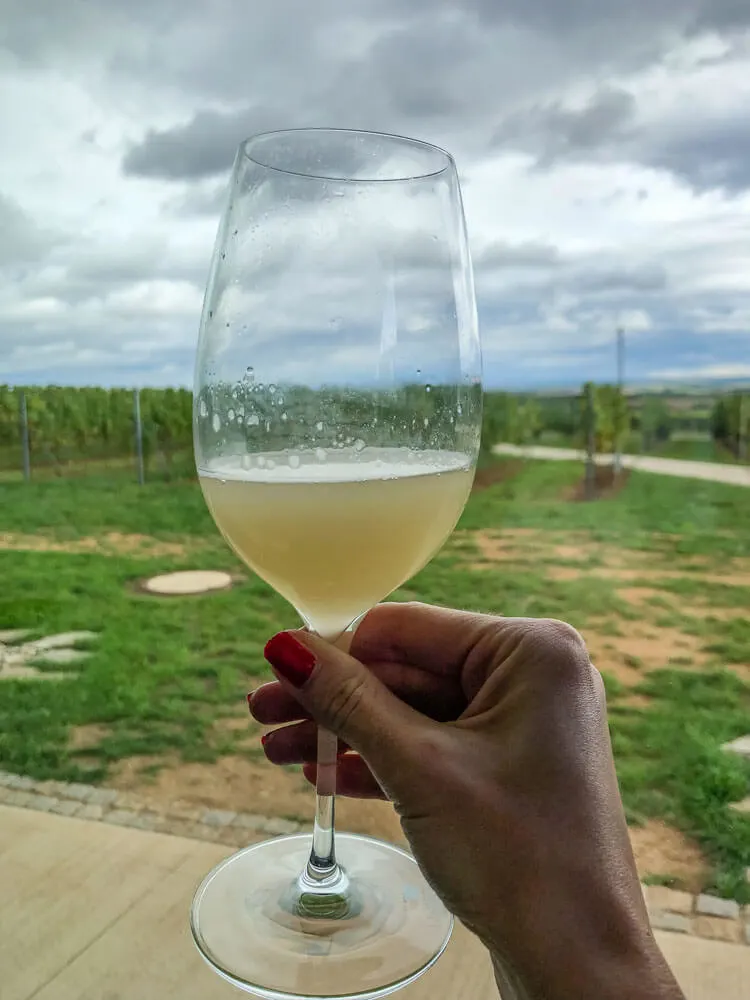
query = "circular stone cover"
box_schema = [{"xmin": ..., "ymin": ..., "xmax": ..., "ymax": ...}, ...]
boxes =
[{"xmin": 143, "ymin": 570, "xmax": 233, "ymax": 596}]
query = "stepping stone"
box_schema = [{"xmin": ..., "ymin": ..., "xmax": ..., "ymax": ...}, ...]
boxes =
[
  {"xmin": 32, "ymin": 632, "xmax": 98, "ymax": 651},
  {"xmin": 36, "ymin": 648, "xmax": 93, "ymax": 665},
  {"xmin": 0, "ymin": 631, "xmax": 98, "ymax": 681},
  {"xmin": 723, "ymin": 735, "xmax": 750, "ymax": 759},
  {"xmin": 142, "ymin": 570, "xmax": 233, "ymax": 596},
  {"xmin": 0, "ymin": 630, "xmax": 31, "ymax": 643}
]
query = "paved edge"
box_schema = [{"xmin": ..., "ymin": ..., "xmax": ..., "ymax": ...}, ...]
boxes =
[{"xmin": 0, "ymin": 770, "xmax": 748, "ymax": 947}]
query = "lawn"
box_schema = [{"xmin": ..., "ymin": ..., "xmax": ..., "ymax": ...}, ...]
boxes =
[{"xmin": 0, "ymin": 460, "xmax": 749, "ymax": 901}]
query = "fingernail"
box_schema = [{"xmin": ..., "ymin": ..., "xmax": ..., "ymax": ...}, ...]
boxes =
[
  {"xmin": 264, "ymin": 632, "xmax": 316, "ymax": 688},
  {"xmin": 260, "ymin": 732, "xmax": 271, "ymax": 747}
]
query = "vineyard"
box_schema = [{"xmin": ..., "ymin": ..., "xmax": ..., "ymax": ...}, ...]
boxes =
[
  {"xmin": 0, "ymin": 382, "xmax": 746, "ymax": 481},
  {"xmin": 0, "ymin": 386, "xmax": 193, "ymax": 480}
]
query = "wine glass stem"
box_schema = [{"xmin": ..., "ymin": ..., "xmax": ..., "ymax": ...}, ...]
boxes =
[{"xmin": 307, "ymin": 725, "xmax": 339, "ymax": 877}]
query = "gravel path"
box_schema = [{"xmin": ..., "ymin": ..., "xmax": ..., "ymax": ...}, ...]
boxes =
[{"xmin": 493, "ymin": 444, "xmax": 750, "ymax": 488}]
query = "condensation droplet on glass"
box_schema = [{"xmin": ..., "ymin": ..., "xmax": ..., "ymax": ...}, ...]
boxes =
[
  {"xmin": 345, "ymin": 436, "xmax": 352, "ymax": 445},
  {"xmin": 281, "ymin": 412, "xmax": 288, "ymax": 422},
  {"xmin": 315, "ymin": 448, "xmax": 327, "ymax": 462},
  {"xmin": 426, "ymin": 384, "xmax": 432, "ymax": 393},
  {"xmin": 266, "ymin": 459, "xmax": 276, "ymax": 470},
  {"xmin": 227, "ymin": 409, "xmax": 235, "ymax": 422},
  {"xmin": 199, "ymin": 400, "xmax": 208, "ymax": 418},
  {"xmin": 354, "ymin": 439, "xmax": 365, "ymax": 452},
  {"xmin": 423, "ymin": 418, "xmax": 429, "ymax": 428},
  {"xmin": 265, "ymin": 420, "xmax": 271, "ymax": 432},
  {"xmin": 208, "ymin": 310, "xmax": 213, "ymax": 320},
  {"xmin": 289, "ymin": 454, "xmax": 301, "ymax": 469},
  {"xmin": 316, "ymin": 421, "xmax": 323, "ymax": 432},
  {"xmin": 241, "ymin": 454, "xmax": 251, "ymax": 471},
  {"xmin": 212, "ymin": 413, "xmax": 221, "ymax": 432},
  {"xmin": 457, "ymin": 404, "xmax": 463, "ymax": 416},
  {"xmin": 416, "ymin": 369, "xmax": 421, "ymax": 375},
  {"xmin": 257, "ymin": 456, "xmax": 266, "ymax": 468},
  {"xmin": 237, "ymin": 405, "xmax": 245, "ymax": 418},
  {"xmin": 244, "ymin": 366, "xmax": 255, "ymax": 382},
  {"xmin": 268, "ymin": 384, "xmax": 277, "ymax": 394},
  {"xmin": 277, "ymin": 396, "xmax": 284, "ymax": 406},
  {"xmin": 246, "ymin": 413, "xmax": 259, "ymax": 427}
]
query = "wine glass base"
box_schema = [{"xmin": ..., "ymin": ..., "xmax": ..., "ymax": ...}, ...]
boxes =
[{"xmin": 190, "ymin": 833, "xmax": 453, "ymax": 1000}]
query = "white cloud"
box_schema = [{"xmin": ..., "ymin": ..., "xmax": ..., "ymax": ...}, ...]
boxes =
[{"xmin": 0, "ymin": 5, "xmax": 749, "ymax": 388}]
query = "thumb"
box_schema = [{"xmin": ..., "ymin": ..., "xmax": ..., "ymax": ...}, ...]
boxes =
[{"xmin": 263, "ymin": 629, "xmax": 432, "ymax": 788}]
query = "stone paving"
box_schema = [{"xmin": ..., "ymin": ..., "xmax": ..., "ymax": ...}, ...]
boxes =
[{"xmin": 1, "ymin": 768, "xmax": 747, "ymax": 948}]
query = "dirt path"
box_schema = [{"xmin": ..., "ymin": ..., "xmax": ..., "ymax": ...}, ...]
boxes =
[{"xmin": 493, "ymin": 444, "xmax": 750, "ymax": 488}]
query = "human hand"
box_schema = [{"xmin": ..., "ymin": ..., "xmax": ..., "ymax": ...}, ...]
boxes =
[{"xmin": 249, "ymin": 603, "xmax": 683, "ymax": 1000}]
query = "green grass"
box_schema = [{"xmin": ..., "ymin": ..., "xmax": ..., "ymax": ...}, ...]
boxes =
[
  {"xmin": 0, "ymin": 549, "xmax": 290, "ymax": 780},
  {"xmin": 613, "ymin": 669, "xmax": 750, "ymax": 902},
  {"xmin": 461, "ymin": 461, "xmax": 750, "ymax": 559},
  {"xmin": 1, "ymin": 457, "xmax": 749, "ymax": 900},
  {"xmin": 649, "ymin": 439, "xmax": 741, "ymax": 465}
]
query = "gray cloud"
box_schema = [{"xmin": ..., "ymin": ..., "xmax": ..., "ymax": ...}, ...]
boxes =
[
  {"xmin": 648, "ymin": 116, "xmax": 750, "ymax": 193},
  {"xmin": 494, "ymin": 85, "xmax": 750, "ymax": 194},
  {"xmin": 123, "ymin": 108, "xmax": 273, "ymax": 180},
  {"xmin": 571, "ymin": 262, "xmax": 668, "ymax": 294},
  {"xmin": 493, "ymin": 87, "xmax": 637, "ymax": 163},
  {"xmin": 2, "ymin": 0, "xmax": 750, "ymax": 388}
]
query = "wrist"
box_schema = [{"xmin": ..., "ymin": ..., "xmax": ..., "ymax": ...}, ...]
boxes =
[{"xmin": 486, "ymin": 903, "xmax": 683, "ymax": 1000}]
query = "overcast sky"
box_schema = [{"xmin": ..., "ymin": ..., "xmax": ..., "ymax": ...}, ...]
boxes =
[{"xmin": 2, "ymin": 0, "xmax": 750, "ymax": 389}]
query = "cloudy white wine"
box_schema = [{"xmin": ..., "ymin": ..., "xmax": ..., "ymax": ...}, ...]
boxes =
[{"xmin": 199, "ymin": 449, "xmax": 473, "ymax": 637}]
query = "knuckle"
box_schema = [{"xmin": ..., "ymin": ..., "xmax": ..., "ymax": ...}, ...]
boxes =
[
  {"xmin": 320, "ymin": 674, "xmax": 368, "ymax": 736},
  {"xmin": 529, "ymin": 618, "xmax": 591, "ymax": 681},
  {"xmin": 538, "ymin": 617, "xmax": 587, "ymax": 655}
]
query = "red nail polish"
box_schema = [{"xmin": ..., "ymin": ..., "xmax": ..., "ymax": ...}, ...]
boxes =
[
  {"xmin": 261, "ymin": 732, "xmax": 271, "ymax": 747},
  {"xmin": 264, "ymin": 632, "xmax": 316, "ymax": 688}
]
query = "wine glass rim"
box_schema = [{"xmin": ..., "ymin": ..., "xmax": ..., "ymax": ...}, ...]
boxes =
[{"xmin": 240, "ymin": 128, "xmax": 455, "ymax": 183}]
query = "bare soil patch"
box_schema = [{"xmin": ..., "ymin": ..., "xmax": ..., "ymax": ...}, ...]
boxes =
[
  {"xmin": 471, "ymin": 528, "xmax": 540, "ymax": 564},
  {"xmin": 68, "ymin": 723, "xmax": 110, "ymax": 751},
  {"xmin": 0, "ymin": 531, "xmax": 193, "ymax": 558},
  {"xmin": 110, "ymin": 753, "xmax": 404, "ymax": 843},
  {"xmin": 106, "ymin": 752, "xmax": 707, "ymax": 890},
  {"xmin": 571, "ymin": 465, "xmax": 631, "ymax": 502},
  {"xmin": 548, "ymin": 564, "xmax": 750, "ymax": 588},
  {"xmin": 616, "ymin": 587, "xmax": 664, "ymax": 606},
  {"xmin": 629, "ymin": 820, "xmax": 709, "ymax": 894},
  {"xmin": 583, "ymin": 628, "xmax": 707, "ymax": 689},
  {"xmin": 472, "ymin": 459, "xmax": 524, "ymax": 492}
]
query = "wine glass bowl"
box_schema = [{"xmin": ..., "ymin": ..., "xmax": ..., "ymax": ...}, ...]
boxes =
[{"xmin": 192, "ymin": 129, "xmax": 482, "ymax": 999}]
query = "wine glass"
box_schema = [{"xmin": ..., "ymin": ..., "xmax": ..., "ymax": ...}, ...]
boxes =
[{"xmin": 191, "ymin": 129, "xmax": 482, "ymax": 1000}]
